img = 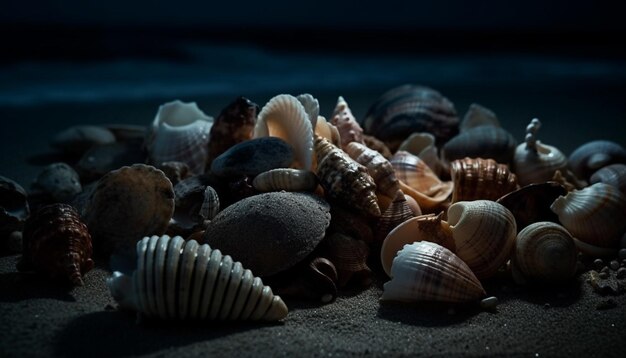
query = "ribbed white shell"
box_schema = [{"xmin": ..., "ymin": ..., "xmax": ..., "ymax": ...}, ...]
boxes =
[
  {"xmin": 296, "ymin": 93, "xmax": 319, "ymax": 131},
  {"xmin": 252, "ymin": 168, "xmax": 317, "ymax": 192},
  {"xmin": 107, "ymin": 235, "xmax": 288, "ymax": 321},
  {"xmin": 255, "ymin": 94, "xmax": 313, "ymax": 170}
]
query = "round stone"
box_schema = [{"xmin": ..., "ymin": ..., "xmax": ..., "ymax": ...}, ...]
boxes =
[
  {"xmin": 210, "ymin": 137, "xmax": 294, "ymax": 178},
  {"xmin": 480, "ymin": 296, "xmax": 498, "ymax": 310},
  {"xmin": 617, "ymin": 267, "xmax": 626, "ymax": 279},
  {"xmin": 618, "ymin": 248, "xmax": 626, "ymax": 260}
]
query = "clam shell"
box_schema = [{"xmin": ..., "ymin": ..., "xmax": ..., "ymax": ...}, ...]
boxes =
[
  {"xmin": 380, "ymin": 212, "xmax": 455, "ymax": 277},
  {"xmin": 82, "ymin": 164, "xmax": 175, "ymax": 257},
  {"xmin": 0, "ymin": 176, "xmax": 30, "ymax": 238},
  {"xmin": 252, "ymin": 168, "xmax": 317, "ymax": 192},
  {"xmin": 442, "ymin": 125, "xmax": 517, "ymax": 165},
  {"xmin": 448, "ymin": 200, "xmax": 517, "ymax": 279},
  {"xmin": 330, "ymin": 96, "xmax": 364, "ymax": 149},
  {"xmin": 550, "ymin": 182, "xmax": 626, "ymax": 250},
  {"xmin": 513, "ymin": 118, "xmax": 568, "ymax": 186},
  {"xmin": 450, "ymin": 157, "xmax": 518, "ymax": 203},
  {"xmin": 496, "ymin": 182, "xmax": 567, "ymax": 232},
  {"xmin": 107, "ymin": 235, "xmax": 288, "ymax": 321},
  {"xmin": 460, "ymin": 103, "xmax": 500, "ymax": 132},
  {"xmin": 511, "ymin": 222, "xmax": 577, "ymax": 284},
  {"xmin": 206, "ymin": 96, "xmax": 258, "ymax": 168},
  {"xmin": 589, "ymin": 163, "xmax": 626, "ymax": 195},
  {"xmin": 569, "ymin": 140, "xmax": 626, "ymax": 180},
  {"xmin": 381, "ymin": 241, "xmax": 485, "ymax": 303},
  {"xmin": 296, "ymin": 93, "xmax": 319, "ymax": 132},
  {"xmin": 345, "ymin": 142, "xmax": 399, "ymax": 198},
  {"xmin": 32, "ymin": 163, "xmax": 82, "ymax": 204},
  {"xmin": 375, "ymin": 190, "xmax": 417, "ymax": 243},
  {"xmin": 361, "ymin": 85, "xmax": 459, "ymax": 152},
  {"xmin": 314, "ymin": 136, "xmax": 381, "ymax": 217},
  {"xmin": 326, "ymin": 233, "xmax": 372, "ymax": 288},
  {"xmin": 18, "ymin": 204, "xmax": 93, "ymax": 286},
  {"xmin": 255, "ymin": 94, "xmax": 313, "ymax": 170},
  {"xmin": 147, "ymin": 100, "xmax": 214, "ymax": 175}
]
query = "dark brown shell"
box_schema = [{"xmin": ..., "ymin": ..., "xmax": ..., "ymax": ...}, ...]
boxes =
[
  {"xmin": 326, "ymin": 233, "xmax": 372, "ymax": 288},
  {"xmin": 450, "ymin": 157, "xmax": 518, "ymax": 203},
  {"xmin": 569, "ymin": 140, "xmax": 626, "ymax": 180},
  {"xmin": 17, "ymin": 204, "xmax": 93, "ymax": 286},
  {"xmin": 375, "ymin": 191, "xmax": 416, "ymax": 243}
]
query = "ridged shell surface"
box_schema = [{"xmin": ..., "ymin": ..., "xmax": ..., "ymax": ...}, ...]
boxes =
[
  {"xmin": 375, "ymin": 191, "xmax": 417, "ymax": 244},
  {"xmin": 589, "ymin": 164, "xmax": 626, "ymax": 195},
  {"xmin": 569, "ymin": 140, "xmax": 626, "ymax": 180},
  {"xmin": 330, "ymin": 96, "xmax": 364, "ymax": 149},
  {"xmin": 391, "ymin": 151, "xmax": 453, "ymax": 205},
  {"xmin": 550, "ymin": 183, "xmax": 626, "ymax": 249},
  {"xmin": 398, "ymin": 132, "xmax": 446, "ymax": 178},
  {"xmin": 450, "ymin": 157, "xmax": 518, "ymax": 203},
  {"xmin": 381, "ymin": 241, "xmax": 485, "ymax": 303},
  {"xmin": 443, "ymin": 126, "xmax": 517, "ymax": 165},
  {"xmin": 252, "ymin": 168, "xmax": 317, "ymax": 192},
  {"xmin": 107, "ymin": 235, "xmax": 288, "ymax": 321},
  {"xmin": 345, "ymin": 142, "xmax": 399, "ymax": 198},
  {"xmin": 296, "ymin": 93, "xmax": 319, "ymax": 132},
  {"xmin": 255, "ymin": 94, "xmax": 313, "ymax": 170}
]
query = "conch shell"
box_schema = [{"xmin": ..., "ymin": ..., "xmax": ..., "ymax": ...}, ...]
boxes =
[
  {"xmin": 330, "ymin": 96, "xmax": 364, "ymax": 149},
  {"xmin": 450, "ymin": 157, "xmax": 518, "ymax": 203},
  {"xmin": 345, "ymin": 142, "xmax": 399, "ymax": 198}
]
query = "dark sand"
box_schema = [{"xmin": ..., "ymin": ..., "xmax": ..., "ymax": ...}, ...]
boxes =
[{"xmin": 1, "ymin": 52, "xmax": 626, "ymax": 357}]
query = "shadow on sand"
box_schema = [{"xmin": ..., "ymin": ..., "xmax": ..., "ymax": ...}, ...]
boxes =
[{"xmin": 0, "ymin": 271, "xmax": 76, "ymax": 302}]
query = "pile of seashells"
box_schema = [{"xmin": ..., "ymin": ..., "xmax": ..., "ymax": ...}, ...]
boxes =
[{"xmin": 2, "ymin": 84, "xmax": 626, "ymax": 322}]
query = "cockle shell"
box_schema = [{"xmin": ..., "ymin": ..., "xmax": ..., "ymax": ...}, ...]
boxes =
[
  {"xmin": 447, "ymin": 200, "xmax": 517, "ymax": 279},
  {"xmin": 17, "ymin": 204, "xmax": 93, "ymax": 286},
  {"xmin": 496, "ymin": 182, "xmax": 567, "ymax": 231},
  {"xmin": 345, "ymin": 142, "xmax": 399, "ymax": 198},
  {"xmin": 450, "ymin": 157, "xmax": 518, "ymax": 203},
  {"xmin": 360, "ymin": 85, "xmax": 459, "ymax": 152},
  {"xmin": 380, "ymin": 212, "xmax": 455, "ymax": 277},
  {"xmin": 569, "ymin": 140, "xmax": 626, "ymax": 180},
  {"xmin": 32, "ymin": 163, "xmax": 82, "ymax": 204},
  {"xmin": 206, "ymin": 96, "xmax": 258, "ymax": 168},
  {"xmin": 442, "ymin": 125, "xmax": 517, "ymax": 165},
  {"xmin": 330, "ymin": 96, "xmax": 364, "ymax": 149},
  {"xmin": 147, "ymin": 100, "xmax": 214, "ymax": 175},
  {"xmin": 550, "ymin": 183, "xmax": 626, "ymax": 252},
  {"xmin": 375, "ymin": 190, "xmax": 417, "ymax": 244},
  {"xmin": 381, "ymin": 241, "xmax": 486, "ymax": 303},
  {"xmin": 590, "ymin": 164, "xmax": 626, "ymax": 195},
  {"xmin": 107, "ymin": 235, "xmax": 288, "ymax": 321},
  {"xmin": 252, "ymin": 168, "xmax": 317, "ymax": 192},
  {"xmin": 314, "ymin": 136, "xmax": 381, "ymax": 217},
  {"xmin": 296, "ymin": 93, "xmax": 319, "ymax": 132},
  {"xmin": 255, "ymin": 94, "xmax": 313, "ymax": 170},
  {"xmin": 511, "ymin": 222, "xmax": 577, "ymax": 284},
  {"xmin": 326, "ymin": 233, "xmax": 372, "ymax": 288},
  {"xmin": 513, "ymin": 118, "xmax": 568, "ymax": 186},
  {"xmin": 459, "ymin": 103, "xmax": 501, "ymax": 132},
  {"xmin": 82, "ymin": 164, "xmax": 175, "ymax": 257},
  {"xmin": 398, "ymin": 132, "xmax": 447, "ymax": 178},
  {"xmin": 0, "ymin": 176, "xmax": 30, "ymax": 239}
]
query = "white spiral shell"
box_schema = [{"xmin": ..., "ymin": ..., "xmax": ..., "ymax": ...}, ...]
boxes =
[{"xmin": 107, "ymin": 235, "xmax": 288, "ymax": 321}]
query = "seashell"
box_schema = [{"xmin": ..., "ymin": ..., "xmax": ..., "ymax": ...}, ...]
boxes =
[
  {"xmin": 513, "ymin": 118, "xmax": 568, "ymax": 186},
  {"xmin": 168, "ymin": 176, "xmax": 219, "ymax": 237},
  {"xmin": 442, "ymin": 125, "xmax": 517, "ymax": 165},
  {"xmin": 147, "ymin": 100, "xmax": 214, "ymax": 175},
  {"xmin": 380, "ymin": 241, "xmax": 486, "ymax": 303},
  {"xmin": 226, "ymin": 175, "xmax": 258, "ymax": 203},
  {"xmin": 330, "ymin": 96, "xmax": 364, "ymax": 149},
  {"xmin": 375, "ymin": 190, "xmax": 417, "ymax": 244},
  {"xmin": 551, "ymin": 169, "xmax": 587, "ymax": 191},
  {"xmin": 199, "ymin": 186, "xmax": 220, "ymax": 221},
  {"xmin": 17, "ymin": 204, "xmax": 93, "ymax": 286},
  {"xmin": 266, "ymin": 257, "xmax": 338, "ymax": 304},
  {"xmin": 450, "ymin": 157, "xmax": 518, "ymax": 203},
  {"xmin": 380, "ymin": 212, "xmax": 455, "ymax": 277},
  {"xmin": 569, "ymin": 140, "xmax": 626, "ymax": 180},
  {"xmin": 326, "ymin": 233, "xmax": 372, "ymax": 288},
  {"xmin": 203, "ymin": 191, "xmax": 331, "ymax": 276},
  {"xmin": 76, "ymin": 140, "xmax": 146, "ymax": 182},
  {"xmin": 361, "ymin": 85, "xmax": 459, "ymax": 152},
  {"xmin": 328, "ymin": 206, "xmax": 375, "ymax": 245},
  {"xmin": 206, "ymin": 96, "xmax": 258, "ymax": 167},
  {"xmin": 363, "ymin": 134, "xmax": 392, "ymax": 159},
  {"xmin": 590, "ymin": 163, "xmax": 626, "ymax": 195},
  {"xmin": 210, "ymin": 137, "xmax": 294, "ymax": 178},
  {"xmin": 345, "ymin": 142, "xmax": 399, "ymax": 198},
  {"xmin": 252, "ymin": 168, "xmax": 317, "ymax": 192},
  {"xmin": 255, "ymin": 94, "xmax": 313, "ymax": 170},
  {"xmin": 156, "ymin": 161, "xmax": 191, "ymax": 186},
  {"xmin": 447, "ymin": 200, "xmax": 517, "ymax": 279},
  {"xmin": 550, "ymin": 183, "xmax": 626, "ymax": 252},
  {"xmin": 459, "ymin": 103, "xmax": 500, "ymax": 132},
  {"xmin": 511, "ymin": 222, "xmax": 577, "ymax": 284},
  {"xmin": 31, "ymin": 163, "xmax": 82, "ymax": 204},
  {"xmin": 0, "ymin": 176, "xmax": 30, "ymax": 239},
  {"xmin": 107, "ymin": 235, "xmax": 288, "ymax": 321},
  {"xmin": 314, "ymin": 136, "xmax": 381, "ymax": 217},
  {"xmin": 296, "ymin": 93, "xmax": 319, "ymax": 132},
  {"xmin": 398, "ymin": 132, "xmax": 447, "ymax": 178},
  {"xmin": 314, "ymin": 116, "xmax": 341, "ymax": 148},
  {"xmin": 82, "ymin": 164, "xmax": 175, "ymax": 257},
  {"xmin": 51, "ymin": 125, "xmax": 116, "ymax": 155},
  {"xmin": 496, "ymin": 181, "xmax": 567, "ymax": 231}
]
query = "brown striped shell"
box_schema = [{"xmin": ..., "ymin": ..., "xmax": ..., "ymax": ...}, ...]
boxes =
[
  {"xmin": 450, "ymin": 157, "xmax": 518, "ymax": 203},
  {"xmin": 345, "ymin": 142, "xmax": 400, "ymax": 198},
  {"xmin": 326, "ymin": 233, "xmax": 372, "ymax": 288},
  {"xmin": 252, "ymin": 168, "xmax": 317, "ymax": 192},
  {"xmin": 375, "ymin": 190, "xmax": 417, "ymax": 243},
  {"xmin": 314, "ymin": 136, "xmax": 381, "ymax": 217},
  {"xmin": 398, "ymin": 132, "xmax": 447, "ymax": 178},
  {"xmin": 17, "ymin": 204, "xmax": 93, "ymax": 286},
  {"xmin": 330, "ymin": 96, "xmax": 364, "ymax": 149}
]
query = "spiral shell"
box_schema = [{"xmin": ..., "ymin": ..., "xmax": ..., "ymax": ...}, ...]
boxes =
[
  {"xmin": 442, "ymin": 126, "xmax": 517, "ymax": 165},
  {"xmin": 107, "ymin": 235, "xmax": 288, "ymax": 321},
  {"xmin": 448, "ymin": 200, "xmax": 517, "ymax": 279},
  {"xmin": 511, "ymin": 222, "xmax": 577, "ymax": 284},
  {"xmin": 589, "ymin": 163, "xmax": 626, "ymax": 195},
  {"xmin": 314, "ymin": 136, "xmax": 380, "ymax": 217},
  {"xmin": 450, "ymin": 157, "xmax": 518, "ymax": 203},
  {"xmin": 345, "ymin": 142, "xmax": 399, "ymax": 198},
  {"xmin": 255, "ymin": 94, "xmax": 313, "ymax": 170},
  {"xmin": 375, "ymin": 190, "xmax": 417, "ymax": 243},
  {"xmin": 550, "ymin": 183, "xmax": 626, "ymax": 251},
  {"xmin": 330, "ymin": 96, "xmax": 364, "ymax": 149},
  {"xmin": 17, "ymin": 204, "xmax": 93, "ymax": 286},
  {"xmin": 252, "ymin": 168, "xmax": 317, "ymax": 192},
  {"xmin": 326, "ymin": 233, "xmax": 372, "ymax": 288},
  {"xmin": 569, "ymin": 140, "xmax": 626, "ymax": 180},
  {"xmin": 381, "ymin": 241, "xmax": 485, "ymax": 303}
]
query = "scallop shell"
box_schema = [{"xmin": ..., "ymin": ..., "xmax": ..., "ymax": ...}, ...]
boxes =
[
  {"xmin": 296, "ymin": 93, "xmax": 319, "ymax": 132},
  {"xmin": 590, "ymin": 163, "xmax": 626, "ymax": 195},
  {"xmin": 550, "ymin": 182, "xmax": 626, "ymax": 251},
  {"xmin": 82, "ymin": 164, "xmax": 175, "ymax": 257},
  {"xmin": 447, "ymin": 200, "xmax": 517, "ymax": 279},
  {"xmin": 32, "ymin": 163, "xmax": 82, "ymax": 204},
  {"xmin": 206, "ymin": 96, "xmax": 258, "ymax": 168},
  {"xmin": 569, "ymin": 140, "xmax": 626, "ymax": 180},
  {"xmin": 345, "ymin": 142, "xmax": 399, "ymax": 198},
  {"xmin": 450, "ymin": 157, "xmax": 518, "ymax": 203},
  {"xmin": 314, "ymin": 136, "xmax": 380, "ymax": 217},
  {"xmin": 380, "ymin": 212, "xmax": 455, "ymax": 277},
  {"xmin": 255, "ymin": 94, "xmax": 313, "ymax": 170},
  {"xmin": 375, "ymin": 190, "xmax": 417, "ymax": 243},
  {"xmin": 252, "ymin": 168, "xmax": 317, "ymax": 192},
  {"xmin": 361, "ymin": 85, "xmax": 459, "ymax": 152},
  {"xmin": 0, "ymin": 176, "xmax": 30, "ymax": 238},
  {"xmin": 17, "ymin": 204, "xmax": 93, "ymax": 286},
  {"xmin": 513, "ymin": 118, "xmax": 568, "ymax": 186},
  {"xmin": 326, "ymin": 233, "xmax": 372, "ymax": 288},
  {"xmin": 381, "ymin": 241, "xmax": 486, "ymax": 303},
  {"xmin": 459, "ymin": 103, "xmax": 500, "ymax": 132},
  {"xmin": 363, "ymin": 134, "xmax": 392, "ymax": 159},
  {"xmin": 107, "ymin": 235, "xmax": 288, "ymax": 321},
  {"xmin": 147, "ymin": 100, "xmax": 214, "ymax": 175},
  {"xmin": 398, "ymin": 132, "xmax": 447, "ymax": 178},
  {"xmin": 442, "ymin": 125, "xmax": 517, "ymax": 165},
  {"xmin": 330, "ymin": 96, "xmax": 364, "ymax": 149},
  {"xmin": 511, "ymin": 222, "xmax": 577, "ymax": 284},
  {"xmin": 496, "ymin": 181, "xmax": 567, "ymax": 231}
]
